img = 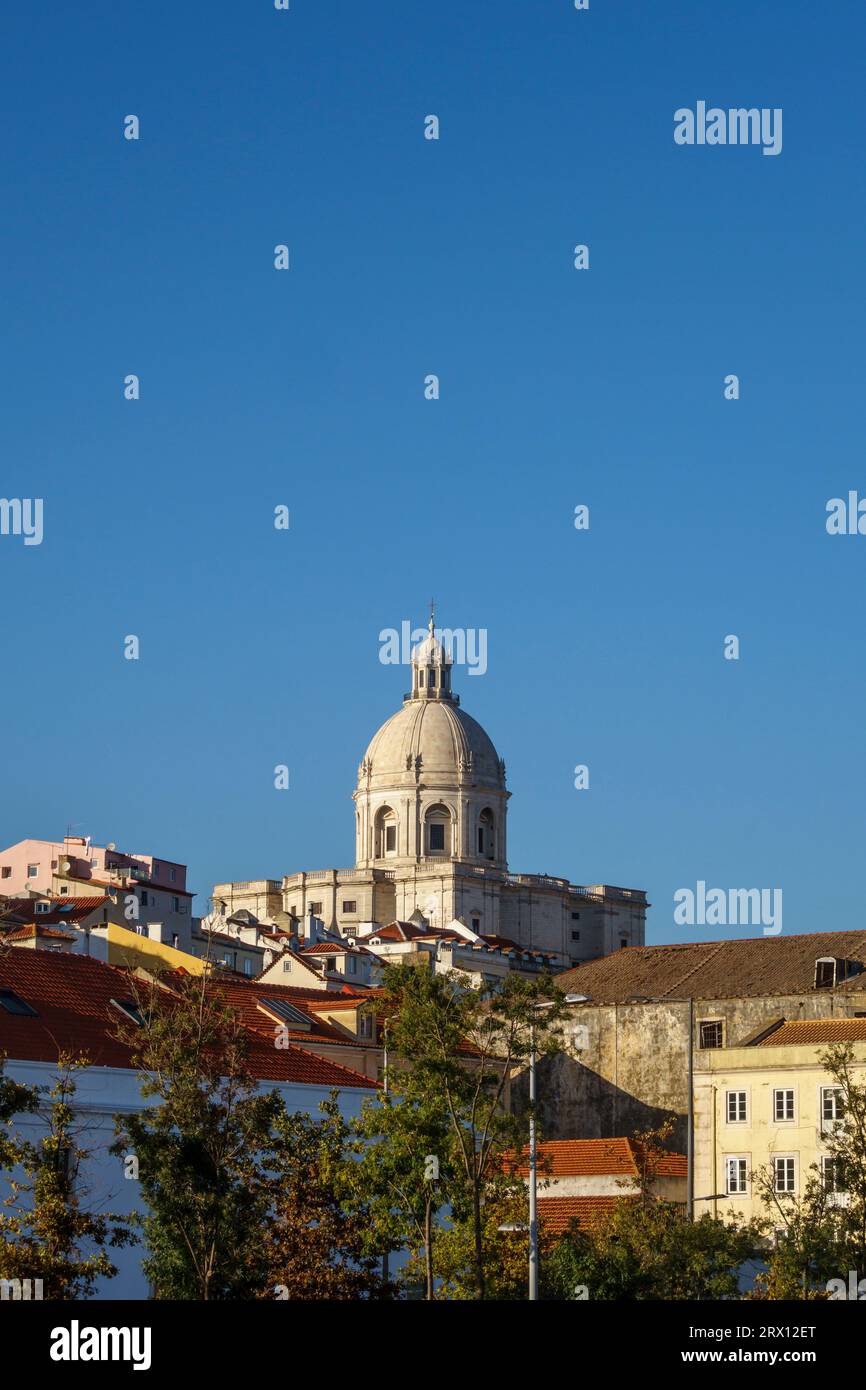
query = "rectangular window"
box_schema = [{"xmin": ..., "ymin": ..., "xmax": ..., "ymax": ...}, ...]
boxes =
[
  {"xmin": 727, "ymin": 1090, "xmax": 747, "ymax": 1123},
  {"xmin": 243, "ymin": 959, "xmax": 252, "ymax": 977},
  {"xmin": 429, "ymin": 824, "xmax": 445, "ymax": 852},
  {"xmin": 342, "ymin": 900, "xmax": 357, "ymax": 914},
  {"xmin": 774, "ymin": 1088, "xmax": 795, "ymax": 1122},
  {"xmin": 774, "ymin": 1157, "xmax": 796, "ymax": 1193},
  {"xmin": 385, "ymin": 826, "xmax": 396, "ymax": 853},
  {"xmin": 571, "ymin": 911, "xmax": 580, "ymax": 921},
  {"xmin": 172, "ymin": 897, "xmax": 180, "ymax": 911},
  {"xmin": 1, "ymin": 867, "xmax": 10, "ymax": 878},
  {"xmin": 141, "ymin": 891, "xmax": 149, "ymax": 907},
  {"xmin": 359, "ymin": 1014, "xmax": 373, "ymax": 1039},
  {"xmin": 27, "ymin": 864, "xmax": 38, "ymax": 878},
  {"xmin": 347, "ymin": 955, "xmax": 357, "ymax": 974},
  {"xmin": 699, "ymin": 1020, "xmax": 723, "ymax": 1049},
  {"xmin": 822, "ymin": 1087, "xmax": 844, "ymax": 1125},
  {"xmin": 815, "ymin": 959, "xmax": 836, "ymax": 989},
  {"xmin": 822, "ymin": 1156, "xmax": 844, "ymax": 1193},
  {"xmin": 571, "ymin": 930, "xmax": 580, "ymax": 941},
  {"xmin": 726, "ymin": 1157, "xmax": 747, "ymax": 1194},
  {"xmin": 170, "ymin": 868, "xmax": 177, "ymax": 882},
  {"xmin": 309, "ymin": 901, "xmax": 322, "ymax": 916},
  {"xmin": 282, "ymin": 958, "xmax": 292, "ymax": 972}
]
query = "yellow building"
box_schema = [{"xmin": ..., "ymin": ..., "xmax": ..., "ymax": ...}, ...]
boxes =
[{"xmin": 694, "ymin": 1018, "xmax": 866, "ymax": 1224}]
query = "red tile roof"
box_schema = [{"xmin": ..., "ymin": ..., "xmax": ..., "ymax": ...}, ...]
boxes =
[
  {"xmin": 197, "ymin": 976, "xmax": 374, "ymax": 1050},
  {"xmin": 0, "ymin": 897, "xmax": 105, "ymax": 927},
  {"xmin": 510, "ymin": 1138, "xmax": 687, "ymax": 1180},
  {"xmin": 537, "ymin": 1196, "xmax": 622, "ymax": 1234},
  {"xmin": 302, "ymin": 942, "xmax": 347, "ymax": 955},
  {"xmin": 369, "ymin": 922, "xmax": 430, "ymax": 942},
  {"xmin": 4, "ymin": 924, "xmax": 78, "ymax": 943},
  {"xmin": 755, "ymin": 1018, "xmax": 866, "ymax": 1046},
  {"xmin": 0, "ymin": 949, "xmax": 375, "ymax": 1089}
]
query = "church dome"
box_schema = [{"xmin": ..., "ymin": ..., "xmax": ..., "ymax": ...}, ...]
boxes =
[
  {"xmin": 361, "ymin": 698, "xmax": 504, "ymax": 792},
  {"xmin": 354, "ymin": 614, "xmax": 509, "ymax": 870}
]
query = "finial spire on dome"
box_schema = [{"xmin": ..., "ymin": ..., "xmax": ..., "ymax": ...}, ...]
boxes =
[{"xmin": 429, "ymin": 597, "xmax": 436, "ymax": 634}]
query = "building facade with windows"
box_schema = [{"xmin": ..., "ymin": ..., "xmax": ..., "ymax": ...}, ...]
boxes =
[
  {"xmin": 213, "ymin": 618, "xmax": 648, "ymax": 967},
  {"xmin": 529, "ymin": 932, "xmax": 866, "ymax": 1145},
  {"xmin": 693, "ymin": 1019, "xmax": 866, "ymax": 1224},
  {"xmin": 0, "ymin": 835, "xmax": 194, "ymax": 953}
]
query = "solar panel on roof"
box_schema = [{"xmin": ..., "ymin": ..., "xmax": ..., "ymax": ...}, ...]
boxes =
[
  {"xmin": 0, "ymin": 988, "xmax": 38, "ymax": 1017},
  {"xmin": 257, "ymin": 997, "xmax": 312, "ymax": 1027}
]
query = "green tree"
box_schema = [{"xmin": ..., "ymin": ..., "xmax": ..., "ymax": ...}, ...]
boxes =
[
  {"xmin": 350, "ymin": 1053, "xmax": 456, "ymax": 1299},
  {"xmin": 0, "ymin": 1054, "xmax": 132, "ymax": 1299},
  {"xmin": 544, "ymin": 1123, "xmax": 764, "ymax": 1301},
  {"xmin": 260, "ymin": 1094, "xmax": 392, "ymax": 1301},
  {"xmin": 545, "ymin": 1202, "xmax": 763, "ymax": 1301},
  {"xmin": 112, "ymin": 973, "xmax": 279, "ymax": 1299},
  {"xmin": 362, "ymin": 962, "xmax": 565, "ymax": 1300}
]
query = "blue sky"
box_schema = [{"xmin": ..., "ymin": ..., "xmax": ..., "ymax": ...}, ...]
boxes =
[{"xmin": 2, "ymin": 1, "xmax": 864, "ymax": 944}]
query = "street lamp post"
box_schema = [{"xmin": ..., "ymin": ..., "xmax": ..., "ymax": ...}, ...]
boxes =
[{"xmin": 528, "ymin": 1021, "xmax": 538, "ymax": 1302}]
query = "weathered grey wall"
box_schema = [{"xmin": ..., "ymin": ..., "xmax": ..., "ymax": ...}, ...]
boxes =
[{"xmin": 516, "ymin": 989, "xmax": 866, "ymax": 1147}]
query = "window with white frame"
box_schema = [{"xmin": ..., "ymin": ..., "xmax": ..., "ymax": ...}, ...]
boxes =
[
  {"xmin": 726, "ymin": 1156, "xmax": 748, "ymax": 1194},
  {"xmin": 726, "ymin": 1090, "xmax": 747, "ymax": 1123},
  {"xmin": 821, "ymin": 1155, "xmax": 845, "ymax": 1193},
  {"xmin": 773, "ymin": 1156, "xmax": 796, "ymax": 1193},
  {"xmin": 773, "ymin": 1088, "xmax": 795, "ymax": 1122},
  {"xmin": 821, "ymin": 1086, "xmax": 844, "ymax": 1125}
]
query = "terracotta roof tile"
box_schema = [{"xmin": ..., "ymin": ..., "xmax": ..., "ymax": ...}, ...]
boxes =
[
  {"xmin": 0, "ymin": 949, "xmax": 375, "ymax": 1089},
  {"xmin": 537, "ymin": 1196, "xmax": 622, "ymax": 1234},
  {"xmin": 755, "ymin": 1018, "xmax": 866, "ymax": 1046},
  {"xmin": 510, "ymin": 1138, "xmax": 686, "ymax": 1179}
]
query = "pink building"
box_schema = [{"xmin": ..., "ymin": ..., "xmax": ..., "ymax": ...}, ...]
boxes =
[{"xmin": 0, "ymin": 835, "xmax": 195, "ymax": 952}]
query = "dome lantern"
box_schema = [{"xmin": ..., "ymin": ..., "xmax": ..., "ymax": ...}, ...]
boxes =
[{"xmin": 411, "ymin": 611, "xmax": 453, "ymax": 701}]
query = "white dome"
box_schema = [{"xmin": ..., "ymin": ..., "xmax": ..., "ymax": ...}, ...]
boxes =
[{"xmin": 361, "ymin": 698, "xmax": 504, "ymax": 792}]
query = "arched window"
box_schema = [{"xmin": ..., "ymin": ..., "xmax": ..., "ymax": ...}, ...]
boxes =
[
  {"xmin": 424, "ymin": 803, "xmax": 451, "ymax": 856},
  {"xmin": 478, "ymin": 808, "xmax": 495, "ymax": 860},
  {"xmin": 374, "ymin": 806, "xmax": 397, "ymax": 858}
]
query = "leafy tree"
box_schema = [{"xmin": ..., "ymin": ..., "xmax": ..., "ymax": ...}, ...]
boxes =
[
  {"xmin": 260, "ymin": 1094, "xmax": 392, "ymax": 1301},
  {"xmin": 0, "ymin": 1053, "xmax": 38, "ymax": 1172},
  {"xmin": 0, "ymin": 1054, "xmax": 132, "ymax": 1298},
  {"xmin": 111, "ymin": 973, "xmax": 280, "ymax": 1299},
  {"xmin": 361, "ymin": 962, "xmax": 566, "ymax": 1300},
  {"xmin": 350, "ymin": 1052, "xmax": 457, "ymax": 1299},
  {"xmin": 544, "ymin": 1124, "xmax": 764, "ymax": 1301},
  {"xmin": 545, "ymin": 1202, "xmax": 762, "ymax": 1301}
]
